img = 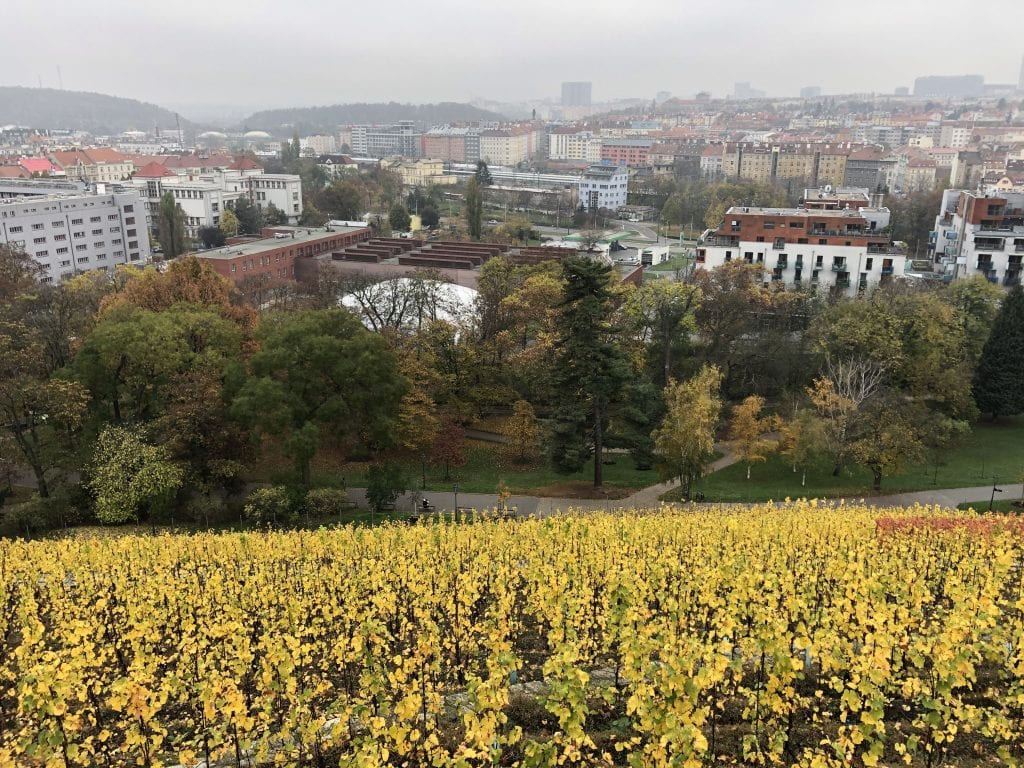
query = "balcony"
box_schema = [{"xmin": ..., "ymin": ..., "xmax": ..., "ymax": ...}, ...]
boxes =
[
  {"xmin": 831, "ymin": 262, "xmax": 849, "ymax": 273},
  {"xmin": 1016, "ymin": 244, "xmax": 1024, "ymax": 253},
  {"xmin": 775, "ymin": 259, "xmax": 788, "ymax": 269},
  {"xmin": 976, "ymin": 261, "xmax": 994, "ymax": 271},
  {"xmin": 835, "ymin": 277, "xmax": 851, "ymax": 288},
  {"xmin": 703, "ymin": 235, "xmax": 740, "ymax": 247},
  {"xmin": 881, "ymin": 266, "xmax": 894, "ymax": 275},
  {"xmin": 772, "ymin": 242, "xmax": 785, "ymax": 250},
  {"xmin": 1005, "ymin": 274, "xmax": 1021, "ymax": 287},
  {"xmin": 974, "ymin": 240, "xmax": 1005, "ymax": 251}
]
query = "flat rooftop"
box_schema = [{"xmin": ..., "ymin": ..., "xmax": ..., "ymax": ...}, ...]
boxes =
[
  {"xmin": 727, "ymin": 206, "xmax": 881, "ymax": 218},
  {"xmin": 198, "ymin": 225, "xmax": 368, "ymax": 260}
]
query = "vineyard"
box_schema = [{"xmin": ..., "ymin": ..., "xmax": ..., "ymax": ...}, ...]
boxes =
[{"xmin": 3, "ymin": 504, "xmax": 1024, "ymax": 767}]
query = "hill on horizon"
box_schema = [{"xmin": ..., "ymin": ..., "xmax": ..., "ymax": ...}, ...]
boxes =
[
  {"xmin": 0, "ymin": 86, "xmax": 197, "ymax": 136},
  {"xmin": 238, "ymin": 101, "xmax": 506, "ymax": 135}
]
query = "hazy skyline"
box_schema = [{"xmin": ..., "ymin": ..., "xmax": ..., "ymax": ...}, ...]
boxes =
[{"xmin": 6, "ymin": 0, "xmax": 1023, "ymax": 116}]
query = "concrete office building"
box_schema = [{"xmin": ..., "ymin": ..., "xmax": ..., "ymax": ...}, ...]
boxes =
[
  {"xmin": 0, "ymin": 186, "xmax": 150, "ymax": 283},
  {"xmin": 913, "ymin": 75, "xmax": 984, "ymax": 97},
  {"xmin": 578, "ymin": 165, "xmax": 628, "ymax": 211}
]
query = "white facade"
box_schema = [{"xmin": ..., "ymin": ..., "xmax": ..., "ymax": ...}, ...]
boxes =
[
  {"xmin": 931, "ymin": 189, "xmax": 1024, "ymax": 287},
  {"xmin": 129, "ymin": 170, "xmax": 303, "ymax": 234},
  {"xmin": 578, "ymin": 165, "xmax": 628, "ymax": 211},
  {"xmin": 695, "ymin": 206, "xmax": 908, "ymax": 298},
  {"xmin": 0, "ymin": 188, "xmax": 151, "ymax": 283},
  {"xmin": 547, "ymin": 131, "xmax": 602, "ymax": 163},
  {"xmin": 479, "ymin": 131, "xmax": 535, "ymax": 166},
  {"xmin": 247, "ymin": 174, "xmax": 303, "ymax": 221},
  {"xmin": 300, "ymin": 134, "xmax": 338, "ymax": 155}
]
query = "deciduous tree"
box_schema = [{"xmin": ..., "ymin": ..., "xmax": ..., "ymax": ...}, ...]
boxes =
[
  {"xmin": 728, "ymin": 395, "xmax": 774, "ymax": 479},
  {"xmin": 652, "ymin": 365, "xmax": 723, "ymax": 501},
  {"xmin": 503, "ymin": 399, "xmax": 540, "ymax": 464},
  {"xmin": 430, "ymin": 417, "xmax": 468, "ymax": 481},
  {"xmin": 232, "ymin": 309, "xmax": 406, "ymax": 486},
  {"xmin": 89, "ymin": 425, "xmax": 184, "ymax": 523}
]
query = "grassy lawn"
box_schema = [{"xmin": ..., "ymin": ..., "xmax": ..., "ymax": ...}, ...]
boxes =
[
  {"xmin": 334, "ymin": 442, "xmax": 656, "ymax": 498},
  {"xmin": 648, "ymin": 254, "xmax": 692, "ymax": 272},
  {"xmin": 665, "ymin": 416, "xmax": 1024, "ymax": 503}
]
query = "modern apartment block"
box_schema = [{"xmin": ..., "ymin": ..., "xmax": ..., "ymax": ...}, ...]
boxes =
[
  {"xmin": 696, "ymin": 195, "xmax": 905, "ymax": 296},
  {"xmin": 578, "ymin": 165, "xmax": 628, "ymax": 211},
  {"xmin": 350, "ymin": 122, "xmax": 422, "ymax": 159},
  {"xmin": 422, "ymin": 127, "xmax": 480, "ymax": 163},
  {"xmin": 0, "ymin": 186, "xmax": 151, "ymax": 283},
  {"xmin": 931, "ymin": 189, "xmax": 1024, "ymax": 287},
  {"xmin": 599, "ymin": 139, "xmax": 652, "ymax": 167},
  {"xmin": 547, "ymin": 129, "xmax": 602, "ymax": 163}
]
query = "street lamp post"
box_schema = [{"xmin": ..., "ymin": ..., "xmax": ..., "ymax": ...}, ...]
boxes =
[
  {"xmin": 453, "ymin": 483, "xmax": 459, "ymax": 516},
  {"xmin": 420, "ymin": 452, "xmax": 426, "ymax": 490}
]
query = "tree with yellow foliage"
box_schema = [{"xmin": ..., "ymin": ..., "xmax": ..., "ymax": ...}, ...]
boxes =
[{"xmin": 728, "ymin": 394, "xmax": 774, "ymax": 480}]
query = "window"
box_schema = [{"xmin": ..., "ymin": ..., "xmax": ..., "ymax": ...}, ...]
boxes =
[
  {"xmin": 113, "ymin": 251, "xmax": 124, "ymax": 258},
  {"xmin": 865, "ymin": 258, "xmax": 873, "ymax": 270},
  {"xmin": 76, "ymin": 244, "xmax": 87, "ymax": 251},
  {"xmin": 108, "ymin": 214, "xmax": 118, "ymax": 220},
  {"xmin": 125, "ymin": 217, "xmax": 135, "ymax": 225},
  {"xmin": 77, "ymin": 256, "xmax": 90, "ymax": 264},
  {"xmin": 73, "ymin": 231, "xmax": 84, "ymax": 239},
  {"xmin": 92, "ymin": 229, "xmax": 103, "ymax": 235},
  {"xmin": 31, "ymin": 223, "xmax": 44, "ymax": 230},
  {"xmin": 128, "ymin": 241, "xmax": 138, "ymax": 249},
  {"xmin": 96, "ymin": 254, "xmax": 107, "ymax": 261},
  {"xmin": 112, "ymin": 238, "xmax": 122, "ymax": 245},
  {"xmin": 35, "ymin": 250, "xmax": 48, "ymax": 257},
  {"xmin": 90, "ymin": 216, "xmax": 100, "ymax": 223},
  {"xmin": 94, "ymin": 242, "xmax": 105, "ymax": 249},
  {"xmin": 8, "ymin": 226, "xmax": 22, "ymax": 233},
  {"xmin": 56, "ymin": 247, "xmax": 68, "ymax": 255},
  {"xmin": 123, "ymin": 205, "xmax": 133, "ymax": 213},
  {"xmin": 127, "ymin": 229, "xmax": 136, "ymax": 237},
  {"xmin": 71, "ymin": 218, "xmax": 82, "ymax": 225},
  {"xmin": 54, "ymin": 234, "xmax": 66, "ymax": 241},
  {"xmin": 33, "ymin": 237, "xmax": 46, "ymax": 244},
  {"xmin": 59, "ymin": 259, "xmax": 71, "ymax": 267}
]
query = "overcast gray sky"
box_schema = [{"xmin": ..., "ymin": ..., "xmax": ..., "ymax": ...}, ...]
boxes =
[{"xmin": 5, "ymin": 0, "xmax": 1023, "ymax": 115}]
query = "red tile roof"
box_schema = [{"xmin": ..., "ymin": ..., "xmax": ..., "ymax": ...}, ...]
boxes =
[
  {"xmin": 18, "ymin": 157, "xmax": 54, "ymax": 174},
  {"xmin": 0, "ymin": 166, "xmax": 28, "ymax": 178},
  {"xmin": 229, "ymin": 156, "xmax": 262, "ymax": 170},
  {"xmin": 134, "ymin": 161, "xmax": 177, "ymax": 178}
]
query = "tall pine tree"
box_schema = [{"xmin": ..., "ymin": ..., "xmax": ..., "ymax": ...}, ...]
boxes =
[
  {"xmin": 973, "ymin": 286, "xmax": 1024, "ymax": 418},
  {"xmin": 548, "ymin": 257, "xmax": 630, "ymax": 488}
]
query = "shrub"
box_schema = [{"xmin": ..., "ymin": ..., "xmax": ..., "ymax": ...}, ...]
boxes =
[
  {"xmin": 243, "ymin": 486, "xmax": 294, "ymax": 527},
  {"xmin": 304, "ymin": 488, "xmax": 351, "ymax": 518}
]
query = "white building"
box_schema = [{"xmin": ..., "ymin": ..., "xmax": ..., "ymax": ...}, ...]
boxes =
[
  {"xmin": 0, "ymin": 186, "xmax": 151, "ymax": 283},
  {"xmin": 695, "ymin": 205, "xmax": 907, "ymax": 297},
  {"xmin": 300, "ymin": 134, "xmax": 338, "ymax": 156},
  {"xmin": 547, "ymin": 130, "xmax": 602, "ymax": 163},
  {"xmin": 129, "ymin": 162, "xmax": 303, "ymax": 235},
  {"xmin": 578, "ymin": 165, "xmax": 629, "ymax": 211},
  {"xmin": 930, "ymin": 189, "xmax": 1024, "ymax": 287}
]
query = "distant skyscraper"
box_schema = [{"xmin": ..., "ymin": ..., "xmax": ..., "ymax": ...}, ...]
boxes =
[
  {"xmin": 561, "ymin": 82, "xmax": 592, "ymax": 107},
  {"xmin": 733, "ymin": 82, "xmax": 765, "ymax": 99},
  {"xmin": 800, "ymin": 86, "xmax": 822, "ymax": 99}
]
